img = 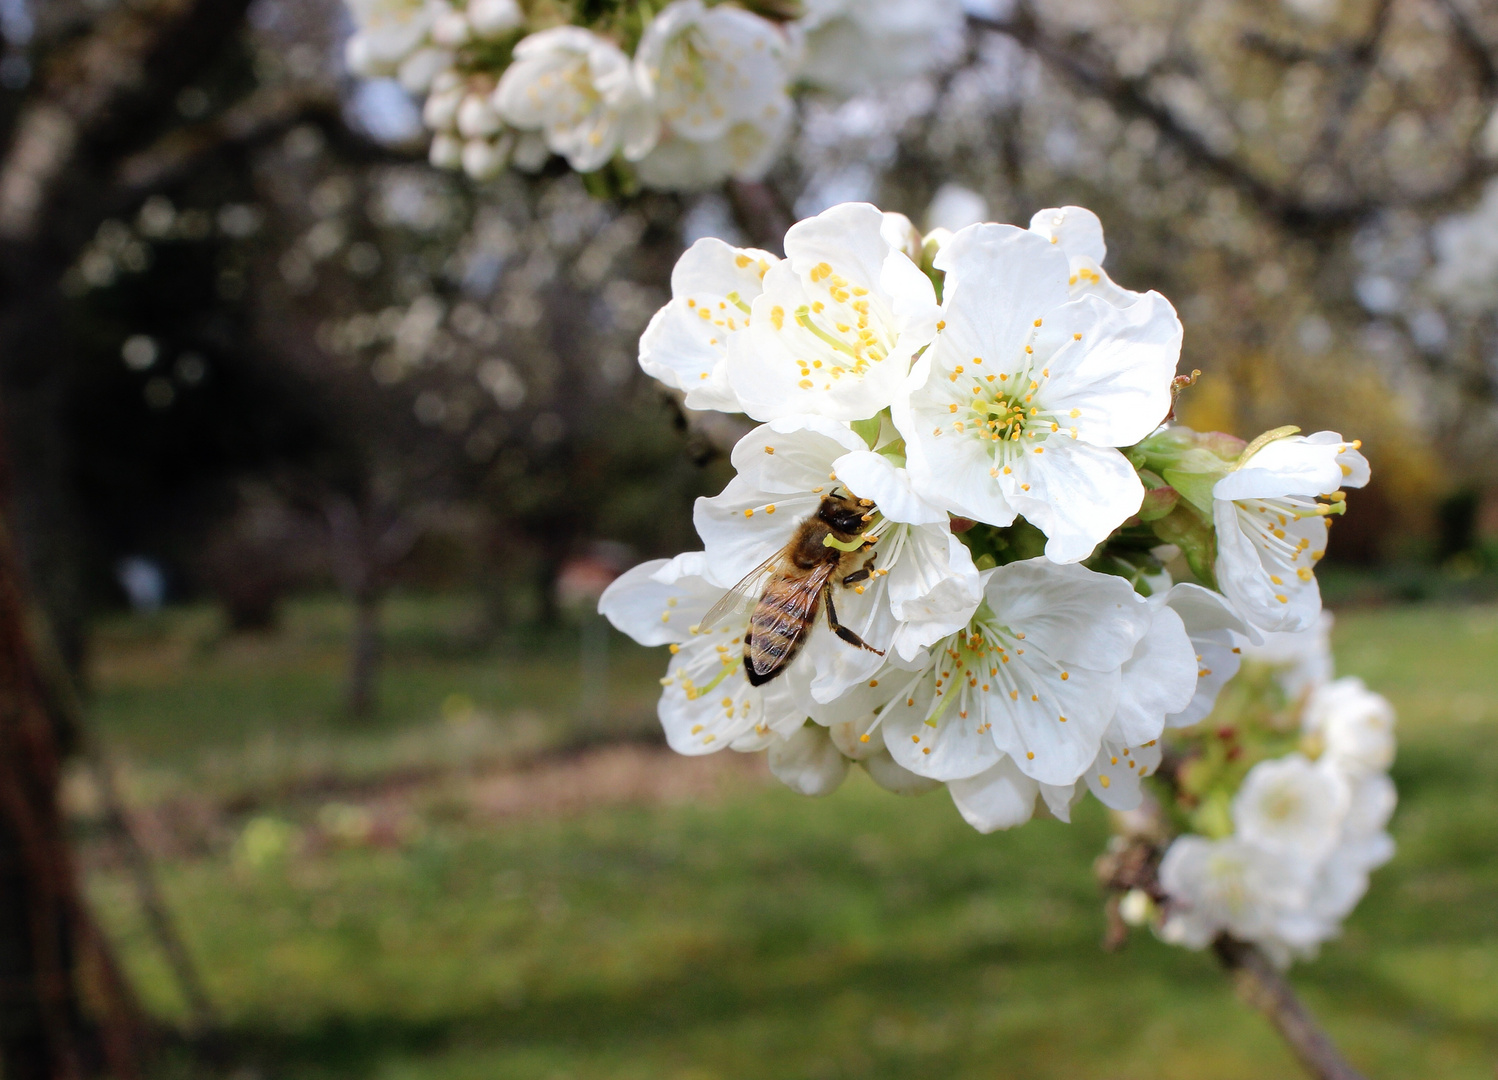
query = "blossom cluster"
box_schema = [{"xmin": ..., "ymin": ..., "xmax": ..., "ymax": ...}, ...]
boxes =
[
  {"xmin": 341, "ymin": 0, "xmax": 963, "ymax": 187},
  {"xmin": 1148, "ymin": 615, "xmax": 1397, "ymax": 965},
  {"xmin": 601, "ymin": 200, "xmax": 1377, "ymax": 859}
]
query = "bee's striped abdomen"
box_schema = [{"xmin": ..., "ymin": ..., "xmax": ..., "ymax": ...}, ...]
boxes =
[{"xmin": 743, "ymin": 571, "xmax": 823, "ymax": 686}]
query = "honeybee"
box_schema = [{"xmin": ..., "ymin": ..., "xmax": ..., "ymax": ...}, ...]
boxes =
[{"xmin": 701, "ymin": 491, "xmax": 885, "ymax": 686}]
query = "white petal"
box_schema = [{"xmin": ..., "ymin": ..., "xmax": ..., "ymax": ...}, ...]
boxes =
[
  {"xmin": 768, "ymin": 723, "xmax": 849, "ymax": 796},
  {"xmin": 597, "ymin": 553, "xmax": 718, "ymax": 643},
  {"xmin": 883, "ymin": 525, "xmax": 982, "ymax": 659},
  {"xmin": 881, "ymin": 671, "xmax": 1003, "ymax": 781},
  {"xmin": 984, "ymin": 559, "xmax": 1151, "ymax": 671},
  {"xmin": 1027, "ymin": 205, "xmax": 1106, "ymax": 265},
  {"xmin": 948, "ymin": 757, "xmax": 1040, "ymax": 832},
  {"xmin": 1111, "ymin": 605, "xmax": 1197, "ymax": 746},
  {"xmin": 1162, "ymin": 583, "xmax": 1248, "ymax": 728},
  {"xmin": 658, "ymin": 640, "xmax": 762, "ymax": 754},
  {"xmin": 1031, "ymin": 292, "xmax": 1181, "ymax": 449},
  {"xmin": 863, "ymin": 749, "xmax": 942, "ymax": 795},
  {"xmin": 1004, "ymin": 437, "xmax": 1145, "ymax": 563},
  {"xmin": 830, "ymin": 450, "xmax": 947, "ymax": 525},
  {"xmin": 934, "ymin": 224, "xmax": 1072, "ymax": 358},
  {"xmin": 1214, "ymin": 431, "xmax": 1370, "ymax": 501},
  {"xmin": 1213, "ymin": 499, "xmax": 1325, "ymax": 633},
  {"xmin": 729, "ymin": 416, "xmax": 866, "ymax": 494},
  {"xmin": 693, "ymin": 476, "xmax": 819, "ymax": 587}
]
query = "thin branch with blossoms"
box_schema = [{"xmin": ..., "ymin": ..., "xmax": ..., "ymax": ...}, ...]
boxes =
[{"xmin": 605, "ymin": 198, "xmax": 1394, "ymax": 1080}]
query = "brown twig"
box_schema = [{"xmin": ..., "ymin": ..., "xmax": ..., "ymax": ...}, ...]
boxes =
[
  {"xmin": 1213, "ymin": 936, "xmax": 1369, "ymax": 1080},
  {"xmin": 1096, "ymin": 789, "xmax": 1368, "ymax": 1080}
]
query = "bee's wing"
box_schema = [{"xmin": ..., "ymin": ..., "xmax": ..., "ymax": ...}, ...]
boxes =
[
  {"xmin": 699, "ymin": 555, "xmax": 780, "ymax": 632},
  {"xmin": 747, "ymin": 561, "xmax": 837, "ymax": 679}
]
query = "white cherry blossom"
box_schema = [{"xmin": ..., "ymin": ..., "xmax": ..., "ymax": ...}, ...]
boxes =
[
  {"xmin": 896, "ymin": 222, "xmax": 1183, "ymax": 562},
  {"xmin": 1213, "ymin": 431, "xmax": 1370, "ymax": 633},
  {"xmin": 636, "ymin": 1, "xmax": 792, "ymax": 144},
  {"xmin": 634, "ymin": 100, "xmax": 792, "ymax": 190},
  {"xmin": 494, "ymin": 27, "xmax": 658, "ymax": 172},
  {"xmin": 1303, "ymin": 676, "xmax": 1397, "ymax": 775},
  {"xmin": 1237, "ymin": 611, "xmax": 1334, "ymax": 705},
  {"xmin": 794, "ymin": 0, "xmax": 964, "ymax": 96},
  {"xmin": 727, "ymin": 202, "xmax": 941, "ymax": 422},
  {"xmin": 850, "ymin": 559, "xmax": 1156, "ymax": 788},
  {"xmin": 598, "ymin": 553, "xmax": 806, "ymax": 755},
  {"xmin": 344, "ymin": 0, "xmax": 433, "ymax": 76},
  {"xmin": 1232, "ymin": 754, "xmax": 1350, "ymax": 862},
  {"xmin": 693, "ymin": 416, "xmax": 982, "ymax": 701},
  {"xmin": 638, "ymin": 238, "xmax": 779, "ymax": 411},
  {"xmin": 1157, "ymin": 835, "xmax": 1310, "ymax": 949}
]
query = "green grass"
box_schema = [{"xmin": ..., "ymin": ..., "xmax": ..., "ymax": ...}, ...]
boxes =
[{"xmin": 82, "ymin": 598, "xmax": 1498, "ymax": 1079}]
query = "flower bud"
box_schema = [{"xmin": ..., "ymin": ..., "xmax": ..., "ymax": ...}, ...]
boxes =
[
  {"xmin": 468, "ymin": 0, "xmax": 524, "ymax": 38},
  {"xmin": 423, "ymin": 85, "xmax": 464, "ymax": 132},
  {"xmin": 457, "ymin": 93, "xmax": 503, "ymax": 139},
  {"xmin": 428, "ymin": 133, "xmax": 464, "ymax": 170},
  {"xmin": 461, "ymin": 136, "xmax": 509, "ymax": 181},
  {"xmin": 431, "ymin": 8, "xmax": 471, "ymax": 47},
  {"xmin": 1119, "ymin": 889, "xmax": 1156, "ymax": 926},
  {"xmin": 1196, "ymin": 431, "xmax": 1247, "ymax": 462},
  {"xmin": 1137, "ymin": 484, "xmax": 1179, "ymax": 522},
  {"xmin": 397, "ymin": 47, "xmax": 454, "ymax": 93}
]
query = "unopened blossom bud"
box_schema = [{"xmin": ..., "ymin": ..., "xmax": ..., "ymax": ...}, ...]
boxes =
[
  {"xmin": 428, "ymin": 132, "xmax": 464, "ymax": 170},
  {"xmin": 1137, "ymin": 484, "xmax": 1179, "ymax": 522},
  {"xmin": 397, "ymin": 47, "xmax": 454, "ymax": 93},
  {"xmin": 1151, "ymin": 503, "xmax": 1218, "ymax": 587},
  {"xmin": 423, "ymin": 85, "xmax": 464, "ymax": 132},
  {"xmin": 431, "ymin": 7, "xmax": 471, "ymax": 47},
  {"xmin": 1196, "ymin": 430, "xmax": 1248, "ymax": 462},
  {"xmin": 461, "ymin": 136, "xmax": 509, "ymax": 181},
  {"xmin": 457, "ymin": 93, "xmax": 504, "ymax": 139},
  {"xmin": 468, "ymin": 0, "xmax": 524, "ymax": 38},
  {"xmin": 430, "ymin": 69, "xmax": 463, "ymax": 96},
  {"xmin": 1119, "ymin": 888, "xmax": 1156, "ymax": 926}
]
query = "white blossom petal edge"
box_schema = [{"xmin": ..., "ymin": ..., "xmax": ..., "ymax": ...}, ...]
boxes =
[
  {"xmin": 638, "ymin": 239, "xmax": 778, "ymax": 412},
  {"xmin": 896, "ymin": 222, "xmax": 1182, "ymax": 562},
  {"xmin": 728, "ymin": 202, "xmax": 940, "ymax": 423},
  {"xmin": 1212, "ymin": 431, "xmax": 1370, "ymax": 632},
  {"xmin": 598, "ymin": 553, "xmax": 806, "ymax": 755}
]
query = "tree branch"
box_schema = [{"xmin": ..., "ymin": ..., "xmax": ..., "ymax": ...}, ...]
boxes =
[
  {"xmin": 1212, "ymin": 936, "xmax": 1369, "ymax": 1080},
  {"xmin": 111, "ymin": 83, "xmax": 342, "ymax": 204},
  {"xmin": 0, "ymin": 0, "xmax": 255, "ymax": 241}
]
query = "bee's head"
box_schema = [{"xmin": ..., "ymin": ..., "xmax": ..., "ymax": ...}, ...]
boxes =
[{"xmin": 816, "ymin": 490, "xmax": 870, "ymax": 535}]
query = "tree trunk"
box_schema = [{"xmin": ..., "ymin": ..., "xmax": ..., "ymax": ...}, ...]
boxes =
[
  {"xmin": 0, "ymin": 510, "xmax": 140, "ymax": 1079},
  {"xmin": 345, "ymin": 587, "xmax": 382, "ymax": 719}
]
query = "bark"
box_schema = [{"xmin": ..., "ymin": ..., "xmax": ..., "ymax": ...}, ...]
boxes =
[
  {"xmin": 1213, "ymin": 936, "xmax": 1369, "ymax": 1080},
  {"xmin": 0, "ymin": 1, "xmax": 262, "ymax": 1073},
  {"xmin": 0, "ymin": 512, "xmax": 140, "ymax": 1080}
]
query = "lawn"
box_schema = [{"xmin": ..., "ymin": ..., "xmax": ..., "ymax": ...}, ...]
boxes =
[{"xmin": 80, "ymin": 596, "xmax": 1498, "ymax": 1079}]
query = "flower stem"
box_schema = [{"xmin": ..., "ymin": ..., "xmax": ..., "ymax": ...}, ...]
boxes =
[{"xmin": 1211, "ymin": 935, "xmax": 1368, "ymax": 1080}]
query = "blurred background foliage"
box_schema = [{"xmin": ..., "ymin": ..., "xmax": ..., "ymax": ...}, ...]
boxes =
[
  {"xmin": 2, "ymin": 0, "xmax": 1498, "ymax": 1075},
  {"xmin": 7, "ymin": 0, "xmax": 1498, "ymax": 690}
]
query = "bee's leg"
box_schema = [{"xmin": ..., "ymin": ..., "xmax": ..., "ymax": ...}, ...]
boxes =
[
  {"xmin": 841, "ymin": 554, "xmax": 878, "ymax": 587},
  {"xmin": 823, "ymin": 584, "xmax": 884, "ymax": 655}
]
